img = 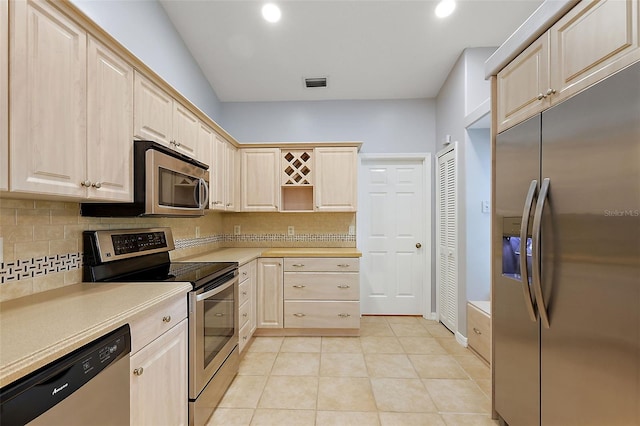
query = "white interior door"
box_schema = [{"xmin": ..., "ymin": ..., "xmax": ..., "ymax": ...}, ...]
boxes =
[
  {"xmin": 358, "ymin": 155, "xmax": 431, "ymax": 315},
  {"xmin": 436, "ymin": 146, "xmax": 457, "ymax": 332}
]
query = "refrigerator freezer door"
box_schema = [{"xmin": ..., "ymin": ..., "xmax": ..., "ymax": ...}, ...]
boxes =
[
  {"xmin": 494, "ymin": 114, "xmax": 541, "ymax": 426},
  {"xmin": 540, "ymin": 61, "xmax": 640, "ymax": 425}
]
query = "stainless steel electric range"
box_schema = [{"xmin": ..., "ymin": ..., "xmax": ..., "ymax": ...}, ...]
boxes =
[{"xmin": 83, "ymin": 227, "xmax": 238, "ymax": 426}]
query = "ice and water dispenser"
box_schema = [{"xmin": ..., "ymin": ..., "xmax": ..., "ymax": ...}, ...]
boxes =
[{"xmin": 502, "ymin": 217, "xmax": 532, "ymax": 280}]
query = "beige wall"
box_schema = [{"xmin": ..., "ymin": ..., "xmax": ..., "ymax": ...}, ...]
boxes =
[{"xmin": 0, "ymin": 198, "xmax": 356, "ymax": 301}]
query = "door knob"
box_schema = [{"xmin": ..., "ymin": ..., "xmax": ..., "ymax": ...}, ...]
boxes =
[{"xmin": 416, "ymin": 243, "xmax": 422, "ymax": 249}]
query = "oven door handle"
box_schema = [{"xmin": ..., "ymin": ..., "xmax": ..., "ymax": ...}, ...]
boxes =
[{"xmin": 196, "ymin": 277, "xmax": 237, "ymax": 302}]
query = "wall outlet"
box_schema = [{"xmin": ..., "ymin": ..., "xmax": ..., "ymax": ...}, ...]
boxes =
[
  {"xmin": 234, "ymin": 225, "xmax": 241, "ymax": 235},
  {"xmin": 287, "ymin": 226, "xmax": 295, "ymax": 236},
  {"xmin": 482, "ymin": 200, "xmax": 490, "ymax": 213},
  {"xmin": 348, "ymin": 225, "xmax": 355, "ymax": 236},
  {"xmin": 195, "ymin": 226, "xmax": 201, "ymax": 238}
]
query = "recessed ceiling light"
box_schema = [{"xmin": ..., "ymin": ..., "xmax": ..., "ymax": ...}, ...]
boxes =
[
  {"xmin": 262, "ymin": 3, "xmax": 281, "ymax": 23},
  {"xmin": 435, "ymin": 0, "xmax": 456, "ymax": 18}
]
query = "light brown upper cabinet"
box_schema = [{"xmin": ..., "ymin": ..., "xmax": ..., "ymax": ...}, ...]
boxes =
[
  {"xmin": 241, "ymin": 148, "xmax": 280, "ymax": 212},
  {"xmin": 497, "ymin": 0, "xmax": 640, "ymax": 133},
  {"xmin": 10, "ymin": 0, "xmax": 87, "ymax": 197},
  {"xmin": 9, "ymin": 0, "xmax": 133, "ymax": 200},
  {"xmin": 134, "ymin": 72, "xmax": 201, "ymax": 161},
  {"xmin": 1, "ymin": 0, "xmax": 8, "ymax": 191},
  {"xmin": 314, "ymin": 147, "xmax": 358, "ymax": 212},
  {"xmin": 86, "ymin": 37, "xmax": 134, "ymax": 201},
  {"xmin": 211, "ymin": 135, "xmax": 239, "ymax": 211}
]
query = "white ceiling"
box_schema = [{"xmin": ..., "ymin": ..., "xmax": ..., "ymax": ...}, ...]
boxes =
[{"xmin": 160, "ymin": 0, "xmax": 543, "ymax": 102}]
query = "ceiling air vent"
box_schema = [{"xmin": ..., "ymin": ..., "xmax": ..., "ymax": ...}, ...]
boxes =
[{"xmin": 304, "ymin": 77, "xmax": 327, "ymax": 88}]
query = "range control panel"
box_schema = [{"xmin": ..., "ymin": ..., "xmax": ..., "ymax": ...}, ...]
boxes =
[
  {"xmin": 84, "ymin": 228, "xmax": 175, "ymax": 263},
  {"xmin": 112, "ymin": 231, "xmax": 168, "ymax": 255}
]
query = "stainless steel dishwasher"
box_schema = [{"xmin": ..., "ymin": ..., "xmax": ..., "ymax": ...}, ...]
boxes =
[{"xmin": 0, "ymin": 324, "xmax": 131, "ymax": 425}]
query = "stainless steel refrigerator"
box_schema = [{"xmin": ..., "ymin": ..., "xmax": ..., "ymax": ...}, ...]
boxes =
[{"xmin": 493, "ymin": 60, "xmax": 640, "ymax": 425}]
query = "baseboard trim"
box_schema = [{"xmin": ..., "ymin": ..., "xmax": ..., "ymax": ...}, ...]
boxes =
[{"xmin": 455, "ymin": 331, "xmax": 468, "ymax": 347}]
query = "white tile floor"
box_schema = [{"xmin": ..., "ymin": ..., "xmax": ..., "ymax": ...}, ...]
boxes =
[{"xmin": 207, "ymin": 316, "xmax": 497, "ymax": 426}]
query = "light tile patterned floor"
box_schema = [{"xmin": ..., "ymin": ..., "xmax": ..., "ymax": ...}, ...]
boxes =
[{"xmin": 207, "ymin": 316, "xmax": 497, "ymax": 426}]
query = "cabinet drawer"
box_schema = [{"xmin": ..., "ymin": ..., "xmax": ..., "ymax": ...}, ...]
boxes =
[
  {"xmin": 239, "ymin": 299, "xmax": 251, "ymax": 329},
  {"xmin": 239, "ymin": 261, "xmax": 254, "ymax": 282},
  {"xmin": 130, "ymin": 294, "xmax": 187, "ymax": 354},
  {"xmin": 284, "ymin": 272, "xmax": 359, "ymax": 300},
  {"xmin": 239, "ymin": 278, "xmax": 251, "ymax": 307},
  {"xmin": 284, "ymin": 301, "xmax": 360, "ymax": 329},
  {"xmin": 239, "ymin": 320, "xmax": 252, "ymax": 353},
  {"xmin": 467, "ymin": 303, "xmax": 491, "ymax": 363},
  {"xmin": 284, "ymin": 258, "xmax": 359, "ymax": 272}
]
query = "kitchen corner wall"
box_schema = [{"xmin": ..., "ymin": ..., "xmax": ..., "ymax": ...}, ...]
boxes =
[{"xmin": 0, "ymin": 198, "xmax": 355, "ymax": 302}]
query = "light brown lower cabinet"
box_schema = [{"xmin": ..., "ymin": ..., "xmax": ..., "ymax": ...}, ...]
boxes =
[
  {"xmin": 467, "ymin": 301, "xmax": 491, "ymax": 365},
  {"xmin": 283, "ymin": 258, "xmax": 360, "ymax": 331},
  {"xmin": 238, "ymin": 260, "xmax": 257, "ymax": 352},
  {"xmin": 129, "ymin": 295, "xmax": 188, "ymax": 425}
]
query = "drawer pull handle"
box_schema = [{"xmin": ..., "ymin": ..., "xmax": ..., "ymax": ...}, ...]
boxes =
[
  {"xmin": 293, "ymin": 313, "xmax": 306, "ymax": 317},
  {"xmin": 292, "ymin": 285, "xmax": 306, "ymax": 288},
  {"xmin": 473, "ymin": 327, "xmax": 482, "ymax": 335},
  {"xmin": 133, "ymin": 367, "xmax": 144, "ymax": 376},
  {"xmin": 292, "ymin": 264, "xmax": 305, "ymax": 267},
  {"xmin": 337, "ymin": 264, "xmax": 350, "ymax": 268},
  {"xmin": 162, "ymin": 316, "xmax": 171, "ymax": 323},
  {"xmin": 337, "ymin": 285, "xmax": 350, "ymax": 289},
  {"xmin": 215, "ymin": 313, "xmax": 224, "ymax": 317},
  {"xmin": 338, "ymin": 313, "xmax": 351, "ymax": 318}
]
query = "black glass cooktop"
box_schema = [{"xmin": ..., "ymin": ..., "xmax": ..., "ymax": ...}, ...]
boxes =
[{"xmin": 104, "ymin": 261, "xmax": 237, "ymax": 286}]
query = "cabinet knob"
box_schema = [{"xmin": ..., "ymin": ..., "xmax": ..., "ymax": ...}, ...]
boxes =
[
  {"xmin": 338, "ymin": 313, "xmax": 351, "ymax": 318},
  {"xmin": 416, "ymin": 243, "xmax": 422, "ymax": 249},
  {"xmin": 226, "ymin": 203, "xmax": 232, "ymax": 207},
  {"xmin": 92, "ymin": 182, "xmax": 102, "ymax": 189},
  {"xmin": 214, "ymin": 313, "xmax": 224, "ymax": 317},
  {"xmin": 242, "ymin": 291, "xmax": 248, "ymax": 296},
  {"xmin": 473, "ymin": 327, "xmax": 482, "ymax": 335},
  {"xmin": 537, "ymin": 93, "xmax": 546, "ymax": 100},
  {"xmin": 162, "ymin": 316, "xmax": 171, "ymax": 323},
  {"xmin": 546, "ymin": 88, "xmax": 556, "ymax": 96},
  {"xmin": 293, "ymin": 313, "xmax": 306, "ymax": 317},
  {"xmin": 133, "ymin": 367, "xmax": 144, "ymax": 376},
  {"xmin": 81, "ymin": 180, "xmax": 92, "ymax": 187},
  {"xmin": 175, "ymin": 141, "xmax": 181, "ymax": 147},
  {"xmin": 242, "ymin": 271, "xmax": 248, "ymax": 276},
  {"xmin": 243, "ymin": 312, "xmax": 248, "ymax": 317},
  {"xmin": 292, "ymin": 285, "xmax": 306, "ymax": 288},
  {"xmin": 337, "ymin": 284, "xmax": 350, "ymax": 289},
  {"xmin": 243, "ymin": 335, "xmax": 248, "ymax": 340}
]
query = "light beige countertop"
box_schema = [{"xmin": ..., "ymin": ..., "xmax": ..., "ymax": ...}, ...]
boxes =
[
  {"xmin": 179, "ymin": 247, "xmax": 362, "ymax": 264},
  {"xmin": 178, "ymin": 248, "xmax": 265, "ymax": 265},
  {"xmin": 260, "ymin": 247, "xmax": 362, "ymax": 258},
  {"xmin": 469, "ymin": 300, "xmax": 491, "ymax": 316},
  {"xmin": 0, "ymin": 282, "xmax": 191, "ymax": 387}
]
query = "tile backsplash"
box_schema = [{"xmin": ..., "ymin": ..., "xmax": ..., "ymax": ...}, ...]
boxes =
[{"xmin": 0, "ymin": 198, "xmax": 356, "ymax": 301}]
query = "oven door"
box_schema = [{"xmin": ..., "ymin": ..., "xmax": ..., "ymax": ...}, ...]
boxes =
[
  {"xmin": 146, "ymin": 148, "xmax": 209, "ymax": 216},
  {"xmin": 189, "ymin": 273, "xmax": 238, "ymax": 398}
]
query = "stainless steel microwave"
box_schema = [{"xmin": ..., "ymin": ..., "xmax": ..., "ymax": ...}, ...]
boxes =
[{"xmin": 81, "ymin": 141, "xmax": 209, "ymax": 217}]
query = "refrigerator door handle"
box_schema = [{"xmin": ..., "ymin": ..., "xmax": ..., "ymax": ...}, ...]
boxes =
[
  {"xmin": 520, "ymin": 179, "xmax": 538, "ymax": 322},
  {"xmin": 532, "ymin": 178, "xmax": 551, "ymax": 328}
]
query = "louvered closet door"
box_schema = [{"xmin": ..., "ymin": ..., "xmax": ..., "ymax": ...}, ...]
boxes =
[{"xmin": 436, "ymin": 147, "xmax": 457, "ymax": 332}]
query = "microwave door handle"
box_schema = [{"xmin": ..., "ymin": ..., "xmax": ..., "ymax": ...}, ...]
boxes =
[{"xmin": 195, "ymin": 178, "xmax": 209, "ymax": 209}]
